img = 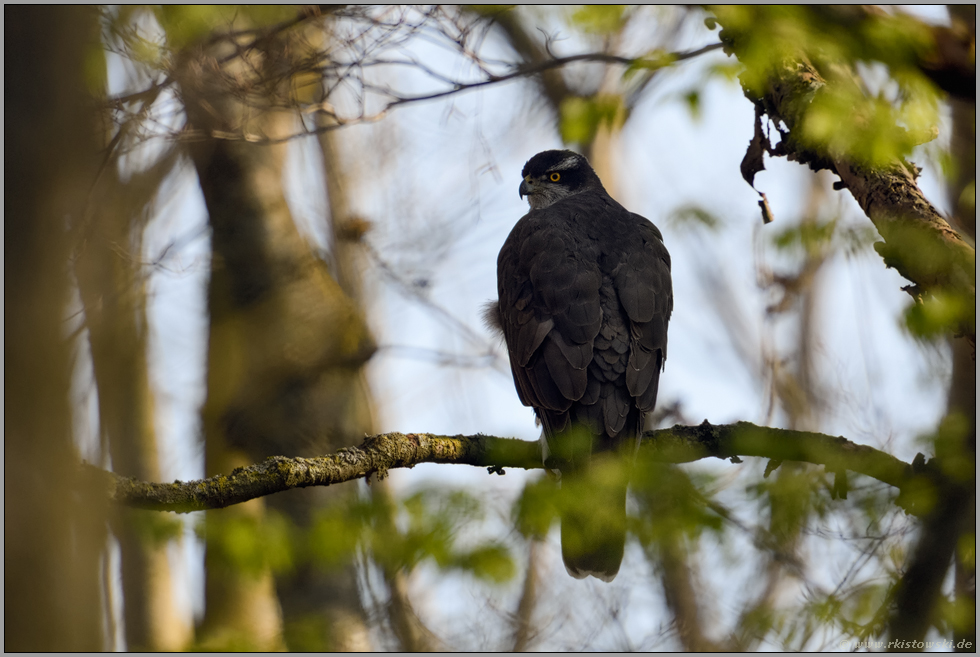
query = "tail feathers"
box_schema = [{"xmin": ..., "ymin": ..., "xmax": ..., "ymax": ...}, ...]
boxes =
[{"xmin": 558, "ymin": 467, "xmax": 628, "ymax": 582}]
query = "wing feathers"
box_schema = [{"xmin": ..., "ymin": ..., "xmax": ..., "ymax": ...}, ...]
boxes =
[
  {"xmin": 496, "ymin": 193, "xmax": 672, "ymax": 447},
  {"xmin": 542, "ymin": 336, "xmax": 588, "ymax": 401},
  {"xmin": 516, "ymin": 317, "xmax": 553, "ymax": 367}
]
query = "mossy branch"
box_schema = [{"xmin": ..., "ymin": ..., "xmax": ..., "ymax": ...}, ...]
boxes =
[
  {"xmin": 711, "ymin": 9, "xmax": 975, "ymax": 344},
  {"xmin": 92, "ymin": 421, "xmax": 929, "ymax": 515}
]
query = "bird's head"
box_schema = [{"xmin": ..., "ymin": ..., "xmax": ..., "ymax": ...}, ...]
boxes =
[{"xmin": 519, "ymin": 150, "xmax": 604, "ymax": 210}]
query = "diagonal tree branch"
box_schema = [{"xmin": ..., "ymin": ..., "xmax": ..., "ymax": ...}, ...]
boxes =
[
  {"xmin": 710, "ymin": 7, "xmax": 975, "ymax": 345},
  {"xmin": 92, "ymin": 421, "xmax": 928, "ymax": 515},
  {"xmin": 709, "ymin": 7, "xmax": 976, "ymax": 646}
]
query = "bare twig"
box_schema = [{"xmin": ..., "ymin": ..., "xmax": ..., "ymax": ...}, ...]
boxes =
[{"xmin": 107, "ymin": 3, "xmax": 723, "ymax": 148}]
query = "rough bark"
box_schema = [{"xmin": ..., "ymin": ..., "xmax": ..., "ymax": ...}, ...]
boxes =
[{"xmin": 714, "ymin": 8, "xmax": 975, "ymax": 345}]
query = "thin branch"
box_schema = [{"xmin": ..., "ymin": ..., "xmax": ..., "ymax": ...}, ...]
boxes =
[
  {"xmin": 350, "ymin": 44, "xmax": 725, "ymax": 109},
  {"xmin": 113, "ymin": 39, "xmax": 724, "ymax": 147},
  {"xmin": 92, "ymin": 421, "xmax": 926, "ymax": 514},
  {"xmin": 653, "ymin": 536, "xmax": 718, "ymax": 651},
  {"xmin": 509, "ymin": 540, "xmax": 541, "ymax": 652}
]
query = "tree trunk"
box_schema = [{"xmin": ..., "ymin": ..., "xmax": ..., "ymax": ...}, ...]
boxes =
[
  {"xmin": 5, "ymin": 6, "xmax": 107, "ymax": 651},
  {"xmin": 945, "ymin": 8, "xmax": 975, "ymax": 650},
  {"xmin": 74, "ymin": 148, "xmax": 190, "ymax": 650},
  {"xmin": 178, "ymin": 29, "xmax": 376, "ymax": 650}
]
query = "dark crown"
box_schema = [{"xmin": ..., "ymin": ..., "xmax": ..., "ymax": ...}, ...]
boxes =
[
  {"xmin": 521, "ymin": 150, "xmax": 603, "ymax": 193},
  {"xmin": 521, "ymin": 150, "xmax": 584, "ymax": 177}
]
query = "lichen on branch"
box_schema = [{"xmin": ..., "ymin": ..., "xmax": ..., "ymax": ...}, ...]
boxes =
[{"xmin": 92, "ymin": 422, "xmax": 931, "ymax": 516}]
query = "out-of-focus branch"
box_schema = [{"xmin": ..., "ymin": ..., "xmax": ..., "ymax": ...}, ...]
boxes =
[
  {"xmin": 96, "ymin": 422, "xmax": 929, "ymax": 514},
  {"xmin": 118, "ymin": 28, "xmax": 722, "ymax": 146},
  {"xmin": 886, "ymin": 476, "xmax": 973, "ymax": 646},
  {"xmin": 346, "ymin": 44, "xmax": 725, "ymax": 119},
  {"xmin": 484, "ymin": 7, "xmax": 572, "ymax": 112},
  {"xmin": 711, "ymin": 7, "xmax": 975, "ymax": 645},
  {"xmin": 509, "ymin": 540, "xmax": 542, "ymax": 652},
  {"xmin": 656, "ymin": 538, "xmax": 718, "ymax": 651},
  {"xmin": 712, "ymin": 9, "xmax": 975, "ymax": 344},
  {"xmin": 639, "ymin": 464, "xmax": 720, "ymax": 651},
  {"xmin": 805, "ymin": 5, "xmax": 976, "ymax": 102},
  {"xmin": 368, "ymin": 482, "xmax": 442, "ymax": 652}
]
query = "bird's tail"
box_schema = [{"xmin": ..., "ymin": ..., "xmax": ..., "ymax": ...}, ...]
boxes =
[{"xmin": 558, "ymin": 455, "xmax": 630, "ymax": 582}]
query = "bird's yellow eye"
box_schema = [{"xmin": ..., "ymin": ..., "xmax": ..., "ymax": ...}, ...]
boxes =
[{"xmin": 549, "ymin": 172, "xmax": 561, "ymax": 182}]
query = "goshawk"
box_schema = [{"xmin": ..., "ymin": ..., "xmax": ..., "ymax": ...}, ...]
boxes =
[{"xmin": 487, "ymin": 150, "xmax": 672, "ymax": 581}]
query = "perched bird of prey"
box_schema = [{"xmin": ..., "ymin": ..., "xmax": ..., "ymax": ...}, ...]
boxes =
[{"xmin": 486, "ymin": 150, "xmax": 672, "ymax": 581}]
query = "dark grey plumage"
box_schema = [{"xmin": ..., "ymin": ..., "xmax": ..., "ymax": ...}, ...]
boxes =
[{"xmin": 490, "ymin": 150, "xmax": 672, "ymax": 581}]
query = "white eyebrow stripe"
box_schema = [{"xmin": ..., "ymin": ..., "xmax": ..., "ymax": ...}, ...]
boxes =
[{"xmin": 551, "ymin": 156, "xmax": 581, "ymax": 171}]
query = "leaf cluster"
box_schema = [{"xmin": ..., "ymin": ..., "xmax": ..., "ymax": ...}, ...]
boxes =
[
  {"xmin": 197, "ymin": 487, "xmax": 516, "ymax": 585},
  {"xmin": 710, "ymin": 6, "xmax": 943, "ymax": 168}
]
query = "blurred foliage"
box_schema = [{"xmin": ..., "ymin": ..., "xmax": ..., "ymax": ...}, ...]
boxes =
[
  {"xmin": 667, "ymin": 204, "xmax": 721, "ymax": 232},
  {"xmin": 569, "ymin": 5, "xmax": 628, "ymax": 35},
  {"xmin": 313, "ymin": 487, "xmax": 515, "ymax": 584},
  {"xmin": 560, "ymin": 94, "xmax": 626, "ymax": 147},
  {"xmin": 514, "ymin": 457, "xmax": 730, "ymax": 573},
  {"xmin": 200, "ymin": 486, "xmax": 516, "ymax": 586},
  {"xmin": 769, "ymin": 215, "xmax": 879, "ymax": 259},
  {"xmin": 748, "ymin": 466, "xmax": 829, "ymax": 534},
  {"xmin": 904, "ymin": 290, "xmax": 975, "ymax": 340},
  {"xmin": 681, "ymin": 88, "xmax": 702, "ymax": 121},
  {"xmin": 772, "ymin": 218, "xmax": 838, "ymax": 253},
  {"xmin": 200, "ymin": 510, "xmax": 296, "ymax": 577},
  {"xmin": 513, "ymin": 474, "xmax": 560, "ymax": 539},
  {"xmin": 930, "ymin": 412, "xmax": 976, "ymax": 483},
  {"xmin": 153, "ymin": 5, "xmax": 296, "ymax": 50},
  {"xmin": 632, "ymin": 463, "xmax": 725, "ymax": 544},
  {"xmin": 515, "ymin": 458, "xmax": 726, "ymax": 548},
  {"xmin": 709, "ymin": 6, "xmax": 943, "ymax": 168},
  {"xmin": 118, "ymin": 508, "xmax": 184, "ymax": 547}
]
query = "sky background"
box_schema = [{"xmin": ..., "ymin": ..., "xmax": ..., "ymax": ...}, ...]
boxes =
[{"xmin": 86, "ymin": 5, "xmax": 955, "ymax": 649}]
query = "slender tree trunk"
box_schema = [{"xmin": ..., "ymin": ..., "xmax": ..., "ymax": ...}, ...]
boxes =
[
  {"xmin": 74, "ymin": 150, "xmax": 190, "ymax": 650},
  {"xmin": 945, "ymin": 9, "xmax": 975, "ymax": 650}
]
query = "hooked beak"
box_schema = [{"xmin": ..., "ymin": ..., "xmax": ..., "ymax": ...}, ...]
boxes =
[{"xmin": 519, "ymin": 179, "xmax": 532, "ymax": 199}]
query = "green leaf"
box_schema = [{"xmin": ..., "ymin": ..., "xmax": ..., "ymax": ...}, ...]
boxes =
[
  {"xmin": 904, "ymin": 290, "xmax": 974, "ymax": 339},
  {"xmin": 454, "ymin": 544, "xmax": 516, "ymax": 583},
  {"xmin": 201, "ymin": 510, "xmax": 296, "ymax": 576},
  {"xmin": 513, "ymin": 476, "xmax": 559, "ymax": 539},
  {"xmin": 559, "ymin": 94, "xmax": 625, "ymax": 146},
  {"xmin": 668, "ymin": 204, "xmax": 720, "ymax": 231},
  {"xmin": 772, "ymin": 219, "xmax": 837, "ymax": 253},
  {"xmin": 683, "ymin": 89, "xmax": 702, "ymax": 121},
  {"xmin": 154, "ymin": 5, "xmax": 296, "ymax": 50},
  {"xmin": 570, "ymin": 5, "xmax": 627, "ymax": 35}
]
